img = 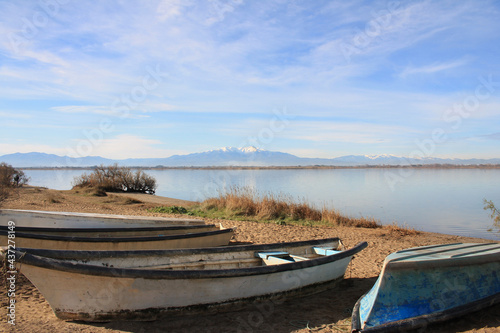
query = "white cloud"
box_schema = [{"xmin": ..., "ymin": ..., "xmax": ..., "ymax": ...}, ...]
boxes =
[{"xmin": 69, "ymin": 134, "xmax": 184, "ymax": 159}]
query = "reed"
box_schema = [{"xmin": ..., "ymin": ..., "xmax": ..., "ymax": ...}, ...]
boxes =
[
  {"xmin": 384, "ymin": 222, "xmax": 420, "ymax": 236},
  {"xmin": 199, "ymin": 187, "xmax": 380, "ymax": 228}
]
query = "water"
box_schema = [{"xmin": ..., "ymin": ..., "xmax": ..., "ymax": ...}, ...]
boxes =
[{"xmin": 23, "ymin": 168, "xmax": 500, "ymax": 240}]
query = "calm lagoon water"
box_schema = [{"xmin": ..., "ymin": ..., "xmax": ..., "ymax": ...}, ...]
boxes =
[{"xmin": 24, "ymin": 168, "xmax": 500, "ymax": 240}]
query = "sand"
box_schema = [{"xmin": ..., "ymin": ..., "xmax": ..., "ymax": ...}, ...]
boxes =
[{"xmin": 1, "ymin": 186, "xmax": 499, "ymax": 333}]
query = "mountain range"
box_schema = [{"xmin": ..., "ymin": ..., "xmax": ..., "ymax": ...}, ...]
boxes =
[{"xmin": 1, "ymin": 147, "xmax": 499, "ymax": 168}]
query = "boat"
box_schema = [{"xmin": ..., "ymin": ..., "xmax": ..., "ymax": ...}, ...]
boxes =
[
  {"xmin": 0, "ymin": 226, "xmax": 234, "ymax": 250},
  {"xmin": 351, "ymin": 242, "xmax": 500, "ymax": 333},
  {"xmin": 0, "ymin": 209, "xmax": 206, "ymax": 228},
  {"xmin": 5, "ymin": 238, "xmax": 367, "ymax": 321},
  {"xmin": 0, "ymin": 224, "xmax": 220, "ymax": 237},
  {"xmin": 1, "ymin": 209, "xmax": 221, "ymax": 238}
]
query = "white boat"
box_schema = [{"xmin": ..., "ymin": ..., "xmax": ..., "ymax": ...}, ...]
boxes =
[
  {"xmin": 7, "ymin": 238, "xmax": 367, "ymax": 321},
  {"xmin": 0, "ymin": 224, "xmax": 220, "ymax": 237},
  {"xmin": 351, "ymin": 242, "xmax": 500, "ymax": 332},
  {"xmin": 0, "ymin": 209, "xmax": 206, "ymax": 228},
  {"xmin": 0, "ymin": 226, "xmax": 234, "ymax": 250}
]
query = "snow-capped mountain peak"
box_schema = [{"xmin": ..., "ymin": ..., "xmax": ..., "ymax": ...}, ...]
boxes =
[
  {"xmin": 365, "ymin": 154, "xmax": 399, "ymax": 159},
  {"xmin": 215, "ymin": 146, "xmax": 263, "ymax": 153},
  {"xmin": 240, "ymin": 146, "xmax": 261, "ymax": 153}
]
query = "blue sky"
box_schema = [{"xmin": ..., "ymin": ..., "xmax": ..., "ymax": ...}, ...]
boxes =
[{"xmin": 1, "ymin": 0, "xmax": 499, "ymax": 159}]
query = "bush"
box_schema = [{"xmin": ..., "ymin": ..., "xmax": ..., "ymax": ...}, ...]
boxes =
[
  {"xmin": 72, "ymin": 164, "xmax": 157, "ymax": 194},
  {"xmin": 0, "ymin": 163, "xmax": 29, "ymax": 203},
  {"xmin": 0, "ymin": 163, "xmax": 29, "ymax": 187}
]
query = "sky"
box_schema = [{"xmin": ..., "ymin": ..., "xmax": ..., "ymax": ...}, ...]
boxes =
[{"xmin": 1, "ymin": 0, "xmax": 500, "ymax": 160}]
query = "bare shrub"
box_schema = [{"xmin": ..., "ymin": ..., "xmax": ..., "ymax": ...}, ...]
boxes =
[
  {"xmin": 0, "ymin": 163, "xmax": 29, "ymax": 204},
  {"xmin": 0, "ymin": 163, "xmax": 29, "ymax": 187},
  {"xmin": 72, "ymin": 164, "xmax": 157, "ymax": 194}
]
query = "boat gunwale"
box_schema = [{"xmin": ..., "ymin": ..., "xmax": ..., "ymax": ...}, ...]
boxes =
[
  {"xmin": 13, "ymin": 240, "xmax": 368, "ymax": 279},
  {"xmin": 0, "ymin": 224, "xmax": 216, "ymax": 233},
  {"xmin": 0, "ymin": 228, "xmax": 234, "ymax": 243},
  {"xmin": 385, "ymin": 243, "xmax": 500, "ymax": 268},
  {"xmin": 0, "ymin": 209, "xmax": 204, "ymax": 223},
  {"xmin": 15, "ymin": 237, "xmax": 343, "ymax": 258}
]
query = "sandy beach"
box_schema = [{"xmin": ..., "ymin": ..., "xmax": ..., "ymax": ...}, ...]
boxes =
[{"xmin": 1, "ymin": 186, "xmax": 499, "ymax": 332}]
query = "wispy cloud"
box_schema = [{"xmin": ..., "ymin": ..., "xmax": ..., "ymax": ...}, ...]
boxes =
[
  {"xmin": 51, "ymin": 102, "xmax": 177, "ymax": 118},
  {"xmin": 156, "ymin": 0, "xmax": 192, "ymax": 21},
  {"xmin": 399, "ymin": 58, "xmax": 469, "ymax": 78},
  {"xmin": 0, "ymin": 111, "xmax": 31, "ymax": 119},
  {"xmin": 67, "ymin": 134, "xmax": 185, "ymax": 159}
]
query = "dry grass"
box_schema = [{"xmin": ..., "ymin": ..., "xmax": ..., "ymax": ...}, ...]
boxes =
[
  {"xmin": 200, "ymin": 187, "xmax": 380, "ymax": 228},
  {"xmin": 384, "ymin": 222, "xmax": 421, "ymax": 236},
  {"xmin": 44, "ymin": 191, "xmax": 63, "ymax": 204},
  {"xmin": 0, "ymin": 186, "xmax": 9, "ymax": 205},
  {"xmin": 104, "ymin": 194, "xmax": 143, "ymax": 205}
]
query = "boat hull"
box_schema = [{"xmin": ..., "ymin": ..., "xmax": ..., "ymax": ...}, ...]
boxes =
[
  {"xmin": 0, "ymin": 224, "xmax": 218, "ymax": 237},
  {"xmin": 9, "ymin": 238, "xmax": 367, "ymax": 321},
  {"xmin": 0, "ymin": 209, "xmax": 205, "ymax": 228},
  {"xmin": 0, "ymin": 228, "xmax": 234, "ymax": 250},
  {"xmin": 352, "ymin": 243, "xmax": 500, "ymax": 333}
]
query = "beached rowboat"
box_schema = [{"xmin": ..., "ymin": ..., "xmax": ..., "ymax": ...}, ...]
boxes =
[
  {"xmin": 0, "ymin": 209, "xmax": 206, "ymax": 228},
  {"xmin": 1, "ymin": 209, "xmax": 219, "ymax": 238},
  {"xmin": 0, "ymin": 224, "xmax": 220, "ymax": 237},
  {"xmin": 6, "ymin": 238, "xmax": 367, "ymax": 321},
  {"xmin": 351, "ymin": 242, "xmax": 500, "ymax": 333},
  {"xmin": 0, "ymin": 226, "xmax": 234, "ymax": 250}
]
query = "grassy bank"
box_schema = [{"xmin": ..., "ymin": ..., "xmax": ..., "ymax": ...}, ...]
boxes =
[{"xmin": 151, "ymin": 187, "xmax": 381, "ymax": 229}]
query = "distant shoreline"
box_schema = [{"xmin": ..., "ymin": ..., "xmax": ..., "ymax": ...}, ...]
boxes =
[{"xmin": 19, "ymin": 164, "xmax": 500, "ymax": 170}]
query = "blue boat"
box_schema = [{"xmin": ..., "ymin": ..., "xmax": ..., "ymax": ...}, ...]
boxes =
[{"xmin": 351, "ymin": 243, "xmax": 500, "ymax": 332}]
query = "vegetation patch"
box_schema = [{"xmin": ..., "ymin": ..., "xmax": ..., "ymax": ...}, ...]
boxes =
[
  {"xmin": 150, "ymin": 206, "xmax": 190, "ymax": 214},
  {"xmin": 105, "ymin": 194, "xmax": 144, "ymax": 205},
  {"xmin": 0, "ymin": 163, "xmax": 30, "ymax": 204},
  {"xmin": 484, "ymin": 199, "xmax": 500, "ymax": 235},
  {"xmin": 152, "ymin": 187, "xmax": 381, "ymax": 228},
  {"xmin": 384, "ymin": 222, "xmax": 420, "ymax": 236},
  {"xmin": 72, "ymin": 164, "xmax": 157, "ymax": 194},
  {"xmin": 44, "ymin": 191, "xmax": 63, "ymax": 204},
  {"xmin": 200, "ymin": 187, "xmax": 381, "ymax": 228}
]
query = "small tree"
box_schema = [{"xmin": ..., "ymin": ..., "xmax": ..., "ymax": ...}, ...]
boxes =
[
  {"xmin": 0, "ymin": 162, "xmax": 29, "ymax": 187},
  {"xmin": 0, "ymin": 163, "xmax": 29, "ymax": 203},
  {"xmin": 73, "ymin": 164, "xmax": 157, "ymax": 194}
]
